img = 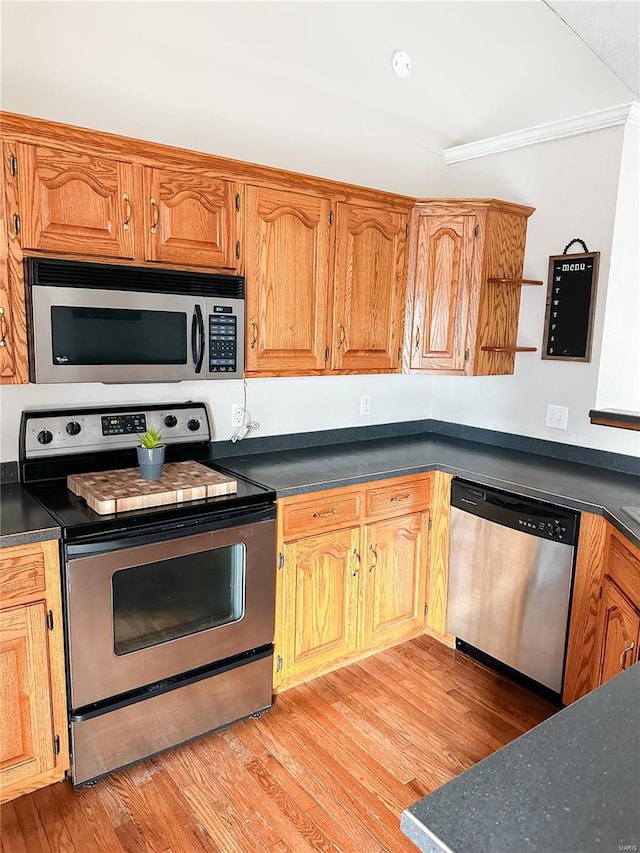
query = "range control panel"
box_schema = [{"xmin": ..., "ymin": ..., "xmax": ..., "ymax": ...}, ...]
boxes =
[{"xmin": 23, "ymin": 403, "xmax": 210, "ymax": 458}]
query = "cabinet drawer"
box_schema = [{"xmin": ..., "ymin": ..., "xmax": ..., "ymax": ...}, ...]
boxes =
[
  {"xmin": 365, "ymin": 477, "xmax": 431, "ymax": 519},
  {"xmin": 0, "ymin": 544, "xmax": 47, "ymax": 605},
  {"xmin": 282, "ymin": 492, "xmax": 362, "ymax": 539},
  {"xmin": 606, "ymin": 533, "xmax": 640, "ymax": 606}
]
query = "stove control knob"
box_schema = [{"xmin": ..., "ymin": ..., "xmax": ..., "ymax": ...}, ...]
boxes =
[
  {"xmin": 37, "ymin": 429, "xmax": 53, "ymax": 445},
  {"xmin": 164, "ymin": 415, "xmax": 178, "ymax": 428},
  {"xmin": 187, "ymin": 418, "xmax": 200, "ymax": 432},
  {"xmin": 66, "ymin": 421, "xmax": 82, "ymax": 436},
  {"xmin": 552, "ymin": 524, "xmax": 563, "ymax": 537}
]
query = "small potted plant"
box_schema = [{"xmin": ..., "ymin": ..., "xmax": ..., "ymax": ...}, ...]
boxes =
[{"xmin": 136, "ymin": 428, "xmax": 165, "ymax": 481}]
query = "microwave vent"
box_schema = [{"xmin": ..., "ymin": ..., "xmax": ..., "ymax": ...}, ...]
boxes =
[{"xmin": 26, "ymin": 258, "xmax": 245, "ymax": 299}]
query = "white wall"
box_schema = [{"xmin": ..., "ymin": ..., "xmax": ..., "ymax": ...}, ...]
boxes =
[
  {"xmin": 0, "ymin": 375, "xmax": 433, "ymax": 463},
  {"xmin": 430, "ymin": 125, "xmax": 640, "ymax": 458},
  {"xmin": 596, "ymin": 120, "xmax": 640, "ymax": 411}
]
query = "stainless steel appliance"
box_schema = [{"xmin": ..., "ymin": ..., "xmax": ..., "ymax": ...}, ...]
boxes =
[
  {"xmin": 26, "ymin": 258, "xmax": 244, "ymax": 383},
  {"xmin": 447, "ymin": 479, "xmax": 579, "ymax": 700},
  {"xmin": 20, "ymin": 402, "xmax": 275, "ymax": 785}
]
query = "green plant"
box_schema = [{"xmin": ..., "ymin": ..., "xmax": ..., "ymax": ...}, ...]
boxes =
[{"xmin": 137, "ymin": 428, "xmax": 163, "ymax": 449}]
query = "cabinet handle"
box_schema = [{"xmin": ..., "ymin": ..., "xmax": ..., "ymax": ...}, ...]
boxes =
[
  {"xmin": 415, "ymin": 326, "xmax": 420, "ymax": 350},
  {"xmin": 150, "ymin": 197, "xmax": 159, "ymax": 234},
  {"xmin": 352, "ymin": 548, "xmax": 360, "ymax": 576},
  {"xmin": 0, "ymin": 306, "xmax": 7, "ymax": 348},
  {"xmin": 390, "ymin": 493, "xmax": 410, "ymax": 503},
  {"xmin": 122, "ymin": 193, "xmax": 132, "ymax": 230},
  {"xmin": 620, "ymin": 641, "xmax": 635, "ymax": 670},
  {"xmin": 311, "ymin": 508, "xmax": 338, "ymax": 518},
  {"xmin": 337, "ymin": 322, "xmax": 346, "ymax": 350},
  {"xmin": 368, "ymin": 543, "xmax": 377, "ymax": 572},
  {"xmin": 250, "ymin": 318, "xmax": 258, "ymax": 349}
]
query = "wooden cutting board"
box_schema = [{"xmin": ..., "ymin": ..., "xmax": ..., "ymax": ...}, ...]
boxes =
[{"xmin": 67, "ymin": 461, "xmax": 238, "ymax": 515}]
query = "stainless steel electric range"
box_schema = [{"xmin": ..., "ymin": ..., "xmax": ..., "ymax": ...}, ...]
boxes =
[{"xmin": 20, "ymin": 402, "xmax": 276, "ymax": 786}]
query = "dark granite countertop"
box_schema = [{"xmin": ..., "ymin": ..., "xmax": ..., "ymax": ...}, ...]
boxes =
[
  {"xmin": 401, "ymin": 663, "xmax": 640, "ymax": 853},
  {"xmin": 214, "ymin": 433, "xmax": 640, "ymax": 548},
  {"xmin": 0, "ymin": 482, "xmax": 61, "ymax": 548}
]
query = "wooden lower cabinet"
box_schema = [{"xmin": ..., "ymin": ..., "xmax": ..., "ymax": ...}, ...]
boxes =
[
  {"xmin": 564, "ymin": 517, "xmax": 640, "ymax": 704},
  {"xmin": 274, "ymin": 474, "xmax": 431, "ymax": 691},
  {"xmin": 0, "ymin": 540, "xmax": 69, "ymax": 803},
  {"xmin": 360, "ymin": 513, "xmax": 428, "ymax": 650},
  {"xmin": 282, "ymin": 527, "xmax": 360, "ymax": 684},
  {"xmin": 594, "ymin": 575, "xmax": 639, "ymax": 686}
]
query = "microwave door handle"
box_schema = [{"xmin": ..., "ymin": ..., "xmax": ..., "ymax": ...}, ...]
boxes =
[{"xmin": 191, "ymin": 305, "xmax": 205, "ymax": 373}]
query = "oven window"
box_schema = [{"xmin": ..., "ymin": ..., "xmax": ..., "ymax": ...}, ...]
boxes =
[
  {"xmin": 51, "ymin": 306, "xmax": 187, "ymax": 364},
  {"xmin": 112, "ymin": 544, "xmax": 245, "ymax": 655}
]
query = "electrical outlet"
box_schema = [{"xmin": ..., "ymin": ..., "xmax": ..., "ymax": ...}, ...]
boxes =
[
  {"xmin": 546, "ymin": 404, "xmax": 569, "ymax": 430},
  {"xmin": 360, "ymin": 395, "xmax": 371, "ymax": 416},
  {"xmin": 231, "ymin": 404, "xmax": 245, "ymax": 428}
]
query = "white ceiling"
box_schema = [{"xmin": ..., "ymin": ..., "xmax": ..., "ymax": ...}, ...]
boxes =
[
  {"xmin": 0, "ymin": 1, "xmax": 637, "ymax": 194},
  {"xmin": 545, "ymin": 0, "xmax": 639, "ymax": 96}
]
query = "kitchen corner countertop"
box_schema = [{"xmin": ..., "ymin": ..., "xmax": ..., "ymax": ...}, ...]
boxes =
[
  {"xmin": 401, "ymin": 664, "xmax": 640, "ymax": 853},
  {"xmin": 214, "ymin": 433, "xmax": 640, "ymax": 548},
  {"xmin": 0, "ymin": 482, "xmax": 61, "ymax": 548}
]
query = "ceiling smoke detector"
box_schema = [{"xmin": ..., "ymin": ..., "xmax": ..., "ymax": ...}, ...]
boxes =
[{"xmin": 391, "ymin": 49, "xmax": 412, "ymax": 79}]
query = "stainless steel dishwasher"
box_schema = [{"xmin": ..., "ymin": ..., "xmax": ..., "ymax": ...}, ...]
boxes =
[{"xmin": 447, "ymin": 479, "xmax": 579, "ymax": 699}]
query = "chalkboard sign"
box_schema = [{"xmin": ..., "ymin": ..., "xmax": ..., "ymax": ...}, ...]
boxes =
[{"xmin": 542, "ymin": 252, "xmax": 600, "ymax": 361}]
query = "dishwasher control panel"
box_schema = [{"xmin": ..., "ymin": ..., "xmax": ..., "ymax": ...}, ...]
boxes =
[
  {"xmin": 451, "ymin": 479, "xmax": 579, "ymax": 545},
  {"xmin": 517, "ymin": 516, "xmax": 571, "ymax": 542}
]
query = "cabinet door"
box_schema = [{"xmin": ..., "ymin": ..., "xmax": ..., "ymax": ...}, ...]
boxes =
[
  {"xmin": 409, "ymin": 212, "xmax": 476, "ymax": 372},
  {"xmin": 0, "ymin": 164, "xmax": 17, "ymax": 381},
  {"xmin": 282, "ymin": 527, "xmax": 360, "ymax": 684},
  {"xmin": 143, "ymin": 167, "xmax": 238, "ymax": 269},
  {"xmin": 594, "ymin": 576, "xmax": 640, "ymax": 688},
  {"xmin": 245, "ymin": 185, "xmax": 331, "ymax": 374},
  {"xmin": 16, "ymin": 143, "xmax": 135, "ymax": 259},
  {"xmin": 0, "ymin": 602, "xmax": 56, "ymax": 799},
  {"xmin": 360, "ymin": 512, "xmax": 428, "ymax": 650},
  {"xmin": 332, "ymin": 203, "xmax": 407, "ymax": 372}
]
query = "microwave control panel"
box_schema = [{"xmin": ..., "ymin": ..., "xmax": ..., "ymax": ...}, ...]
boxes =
[{"xmin": 209, "ymin": 309, "xmax": 237, "ymax": 373}]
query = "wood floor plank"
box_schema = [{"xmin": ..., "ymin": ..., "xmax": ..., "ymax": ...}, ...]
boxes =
[
  {"xmin": 0, "ymin": 802, "xmax": 30, "ymax": 853},
  {"xmin": 2, "ymin": 636, "xmax": 555, "ymax": 853},
  {"xmin": 31, "ymin": 785, "xmax": 78, "ymax": 853},
  {"xmin": 10, "ymin": 796, "xmax": 53, "ymax": 853}
]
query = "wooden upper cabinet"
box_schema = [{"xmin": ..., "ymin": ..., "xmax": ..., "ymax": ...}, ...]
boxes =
[
  {"xmin": 245, "ymin": 185, "xmax": 331, "ymax": 375},
  {"xmin": 409, "ymin": 213, "xmax": 475, "ymax": 372},
  {"xmin": 0, "ymin": 165, "xmax": 18, "ymax": 381},
  {"xmin": 332, "ymin": 203, "xmax": 407, "ymax": 372},
  {"xmin": 405, "ymin": 199, "xmax": 536, "ymax": 376},
  {"xmin": 143, "ymin": 167, "xmax": 239, "ymax": 269},
  {"xmin": 16, "ymin": 143, "xmax": 136, "ymax": 259}
]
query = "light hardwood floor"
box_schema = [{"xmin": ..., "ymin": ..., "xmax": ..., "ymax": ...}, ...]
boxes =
[{"xmin": 1, "ymin": 635, "xmax": 555, "ymax": 853}]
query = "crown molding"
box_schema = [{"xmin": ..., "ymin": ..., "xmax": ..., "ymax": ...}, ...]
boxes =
[{"xmin": 444, "ymin": 102, "xmax": 640, "ymax": 164}]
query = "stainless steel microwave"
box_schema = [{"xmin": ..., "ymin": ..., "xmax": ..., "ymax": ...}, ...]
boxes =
[{"xmin": 26, "ymin": 258, "xmax": 245, "ymax": 384}]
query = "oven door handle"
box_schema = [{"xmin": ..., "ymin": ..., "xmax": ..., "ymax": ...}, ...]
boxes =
[{"xmin": 191, "ymin": 305, "xmax": 205, "ymax": 374}]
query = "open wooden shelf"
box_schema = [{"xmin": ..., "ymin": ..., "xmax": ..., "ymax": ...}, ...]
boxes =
[
  {"xmin": 480, "ymin": 346, "xmax": 537, "ymax": 353},
  {"xmin": 487, "ymin": 278, "xmax": 543, "ymax": 286}
]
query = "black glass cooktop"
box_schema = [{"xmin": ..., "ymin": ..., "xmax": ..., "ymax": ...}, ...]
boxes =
[{"xmin": 27, "ymin": 465, "xmax": 275, "ymax": 543}]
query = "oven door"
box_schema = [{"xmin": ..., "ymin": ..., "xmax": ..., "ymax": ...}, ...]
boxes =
[
  {"xmin": 65, "ymin": 506, "xmax": 275, "ymax": 710},
  {"xmin": 30, "ymin": 284, "xmax": 207, "ymax": 383}
]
